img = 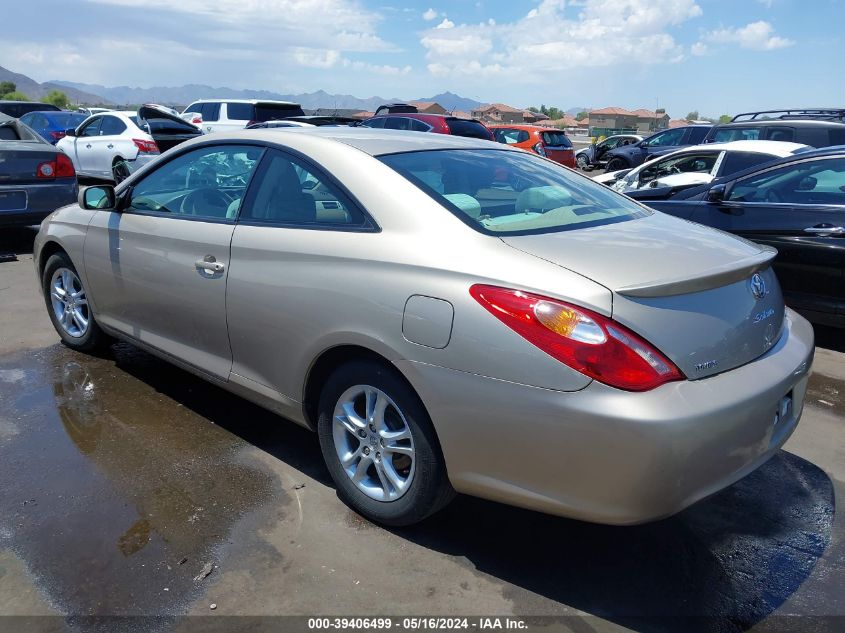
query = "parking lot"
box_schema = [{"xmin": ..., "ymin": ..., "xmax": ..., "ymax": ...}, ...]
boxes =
[{"xmin": 0, "ymin": 225, "xmax": 843, "ymax": 632}]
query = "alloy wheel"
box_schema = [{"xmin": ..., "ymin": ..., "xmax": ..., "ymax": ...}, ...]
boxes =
[
  {"xmin": 50, "ymin": 268, "xmax": 90, "ymax": 338},
  {"xmin": 332, "ymin": 385, "xmax": 416, "ymax": 502}
]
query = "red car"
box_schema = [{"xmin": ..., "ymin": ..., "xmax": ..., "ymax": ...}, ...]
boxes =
[
  {"xmin": 361, "ymin": 111, "xmax": 494, "ymax": 141},
  {"xmin": 490, "ymin": 124, "xmax": 576, "ymax": 168}
]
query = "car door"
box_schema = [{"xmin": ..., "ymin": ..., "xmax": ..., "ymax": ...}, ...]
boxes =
[
  {"xmin": 74, "ymin": 117, "xmax": 104, "ymax": 175},
  {"xmin": 640, "ymin": 128, "xmax": 688, "ymax": 161},
  {"xmin": 692, "ymin": 156, "xmax": 845, "ymax": 318},
  {"xmin": 226, "ymin": 148, "xmax": 374, "ymax": 403},
  {"xmin": 94, "ymin": 115, "xmax": 130, "ymax": 176},
  {"xmin": 82, "ymin": 143, "xmax": 265, "ymax": 378}
]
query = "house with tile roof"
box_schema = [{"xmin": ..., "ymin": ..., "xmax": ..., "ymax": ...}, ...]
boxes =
[
  {"xmin": 409, "ymin": 101, "xmax": 447, "ymax": 115},
  {"xmin": 471, "ymin": 103, "xmax": 526, "ymax": 123},
  {"xmin": 588, "ymin": 107, "xmax": 670, "ymax": 134}
]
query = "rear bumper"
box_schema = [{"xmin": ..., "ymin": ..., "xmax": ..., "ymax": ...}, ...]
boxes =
[
  {"xmin": 397, "ymin": 308, "xmax": 814, "ymax": 524},
  {"xmin": 0, "ymin": 180, "xmax": 77, "ymax": 227}
]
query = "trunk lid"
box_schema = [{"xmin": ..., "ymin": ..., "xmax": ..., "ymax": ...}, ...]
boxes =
[
  {"xmin": 137, "ymin": 103, "xmax": 203, "ymax": 151},
  {"xmin": 501, "ymin": 212, "xmax": 786, "ymax": 379},
  {"xmin": 0, "ymin": 139, "xmax": 63, "ymax": 184}
]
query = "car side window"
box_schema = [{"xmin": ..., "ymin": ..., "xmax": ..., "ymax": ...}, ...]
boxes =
[
  {"xmin": 688, "ymin": 127, "xmax": 710, "ymax": 144},
  {"xmin": 200, "ymin": 103, "xmax": 220, "ymax": 122},
  {"xmin": 126, "ymin": 144, "xmax": 264, "ymax": 221},
  {"xmin": 226, "ymin": 103, "xmax": 253, "ymax": 121},
  {"xmin": 78, "ymin": 118, "xmax": 102, "ymax": 137},
  {"xmin": 360, "ymin": 117, "xmax": 385, "ymax": 128},
  {"xmin": 98, "ymin": 116, "xmax": 127, "ymax": 136},
  {"xmin": 408, "ymin": 118, "xmax": 432, "ymax": 132},
  {"xmin": 765, "ymin": 127, "xmax": 795, "ymax": 143},
  {"xmin": 495, "ymin": 129, "xmax": 524, "ymax": 144},
  {"xmin": 383, "ymin": 117, "xmax": 412, "ymax": 131},
  {"xmin": 644, "ymin": 128, "xmax": 684, "ymax": 147},
  {"xmin": 728, "ymin": 158, "xmax": 845, "ymax": 205},
  {"xmin": 241, "ymin": 150, "xmax": 368, "ymax": 227},
  {"xmin": 639, "ymin": 152, "xmax": 719, "ymax": 185}
]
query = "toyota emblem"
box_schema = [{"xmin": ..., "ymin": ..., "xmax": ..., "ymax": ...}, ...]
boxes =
[{"xmin": 749, "ymin": 273, "xmax": 767, "ymax": 300}]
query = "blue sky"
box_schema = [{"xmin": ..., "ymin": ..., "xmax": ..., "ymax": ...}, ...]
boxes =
[{"xmin": 1, "ymin": 0, "xmax": 841, "ymax": 117}]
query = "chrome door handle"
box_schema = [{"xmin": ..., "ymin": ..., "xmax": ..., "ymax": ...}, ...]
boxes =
[
  {"xmin": 195, "ymin": 256, "xmax": 225, "ymax": 273},
  {"xmin": 107, "ymin": 144, "xmax": 114, "ymax": 149},
  {"xmin": 803, "ymin": 226, "xmax": 845, "ymax": 234}
]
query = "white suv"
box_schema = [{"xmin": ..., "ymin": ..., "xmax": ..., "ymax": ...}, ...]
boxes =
[{"xmin": 182, "ymin": 99, "xmax": 305, "ymax": 134}]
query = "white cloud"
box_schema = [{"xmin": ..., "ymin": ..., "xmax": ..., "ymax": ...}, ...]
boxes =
[
  {"xmin": 703, "ymin": 21, "xmax": 794, "ymax": 51},
  {"xmin": 435, "ymin": 17, "xmax": 455, "ymax": 29},
  {"xmin": 422, "ymin": 8, "xmax": 438, "ymax": 21},
  {"xmin": 690, "ymin": 42, "xmax": 709, "ymax": 56},
  {"xmin": 420, "ymin": 0, "xmax": 703, "ymax": 81}
]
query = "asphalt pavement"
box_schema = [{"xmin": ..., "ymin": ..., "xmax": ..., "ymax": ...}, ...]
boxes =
[{"xmin": 0, "ymin": 226, "xmax": 843, "ymax": 633}]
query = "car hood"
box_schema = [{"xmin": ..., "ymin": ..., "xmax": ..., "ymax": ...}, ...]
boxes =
[{"xmin": 592, "ymin": 169, "xmax": 629, "ymax": 185}]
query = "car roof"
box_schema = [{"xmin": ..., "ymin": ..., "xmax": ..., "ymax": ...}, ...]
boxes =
[
  {"xmin": 218, "ymin": 126, "xmax": 506, "ymax": 156},
  {"xmin": 188, "ymin": 98, "xmax": 300, "ymax": 106},
  {"xmin": 370, "ymin": 112, "xmax": 481, "ymax": 122},
  {"xmin": 714, "ymin": 119, "xmax": 845, "ymax": 129},
  {"xmin": 487, "ymin": 124, "xmax": 566, "ymax": 131},
  {"xmin": 691, "ymin": 140, "xmax": 810, "ymax": 156}
]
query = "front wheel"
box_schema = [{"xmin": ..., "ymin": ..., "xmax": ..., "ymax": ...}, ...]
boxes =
[
  {"xmin": 317, "ymin": 360, "xmax": 455, "ymax": 526},
  {"xmin": 605, "ymin": 157, "xmax": 628, "ymax": 172},
  {"xmin": 42, "ymin": 252, "xmax": 110, "ymax": 352},
  {"xmin": 576, "ymin": 154, "xmax": 590, "ymax": 170}
]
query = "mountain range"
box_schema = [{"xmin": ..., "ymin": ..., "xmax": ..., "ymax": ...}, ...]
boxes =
[{"xmin": 1, "ymin": 66, "xmax": 485, "ymax": 113}]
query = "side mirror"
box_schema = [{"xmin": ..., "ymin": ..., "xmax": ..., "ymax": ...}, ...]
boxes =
[
  {"xmin": 79, "ymin": 185, "xmax": 116, "ymax": 210},
  {"xmin": 64, "ymin": 128, "xmax": 77, "ymax": 137},
  {"xmin": 706, "ymin": 184, "xmax": 727, "ymax": 203}
]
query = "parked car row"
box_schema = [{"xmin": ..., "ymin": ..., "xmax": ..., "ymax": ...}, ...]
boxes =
[{"xmin": 592, "ymin": 108, "xmax": 845, "ymax": 329}]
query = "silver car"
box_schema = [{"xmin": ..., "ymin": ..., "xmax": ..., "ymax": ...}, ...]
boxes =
[{"xmin": 34, "ymin": 128, "xmax": 814, "ymax": 526}]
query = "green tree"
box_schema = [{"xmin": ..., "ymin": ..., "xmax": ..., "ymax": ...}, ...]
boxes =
[
  {"xmin": 527, "ymin": 106, "xmax": 539, "ymax": 113},
  {"xmin": 2, "ymin": 91, "xmax": 29, "ymax": 101},
  {"xmin": 686, "ymin": 110, "xmax": 700, "ymax": 121},
  {"xmin": 576, "ymin": 110, "xmax": 589, "ymax": 120},
  {"xmin": 0, "ymin": 80, "xmax": 17, "ymax": 97},
  {"xmin": 718, "ymin": 114, "xmax": 732, "ymax": 124},
  {"xmin": 44, "ymin": 90, "xmax": 70, "ymax": 109}
]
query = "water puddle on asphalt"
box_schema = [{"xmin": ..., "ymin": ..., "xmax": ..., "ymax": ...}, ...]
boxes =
[{"xmin": 0, "ymin": 343, "xmax": 284, "ymax": 619}]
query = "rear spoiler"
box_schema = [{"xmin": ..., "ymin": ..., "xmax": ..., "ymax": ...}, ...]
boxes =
[{"xmin": 615, "ymin": 248, "xmax": 776, "ymax": 298}]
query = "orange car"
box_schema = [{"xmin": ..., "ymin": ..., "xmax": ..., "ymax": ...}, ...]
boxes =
[{"xmin": 489, "ymin": 124, "xmax": 576, "ymax": 168}]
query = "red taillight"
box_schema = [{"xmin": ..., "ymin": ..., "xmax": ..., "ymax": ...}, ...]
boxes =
[
  {"xmin": 470, "ymin": 285, "xmax": 684, "ymax": 391},
  {"xmin": 132, "ymin": 138, "xmax": 159, "ymax": 154},
  {"xmin": 36, "ymin": 153, "xmax": 76, "ymax": 179},
  {"xmin": 50, "ymin": 130, "xmax": 66, "ymax": 141},
  {"xmin": 191, "ymin": 116, "xmax": 202, "ymax": 124},
  {"xmin": 56, "ymin": 153, "xmax": 75, "ymax": 178}
]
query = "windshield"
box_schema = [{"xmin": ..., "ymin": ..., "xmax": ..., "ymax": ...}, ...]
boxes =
[{"xmin": 379, "ymin": 149, "xmax": 649, "ymax": 235}]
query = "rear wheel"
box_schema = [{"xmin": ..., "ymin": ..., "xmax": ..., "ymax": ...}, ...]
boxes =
[
  {"xmin": 317, "ymin": 360, "xmax": 454, "ymax": 526},
  {"xmin": 112, "ymin": 158, "xmax": 131, "ymax": 184},
  {"xmin": 605, "ymin": 157, "xmax": 628, "ymax": 172},
  {"xmin": 42, "ymin": 252, "xmax": 110, "ymax": 352}
]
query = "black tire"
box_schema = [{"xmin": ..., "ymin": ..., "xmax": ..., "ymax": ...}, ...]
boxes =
[
  {"xmin": 112, "ymin": 158, "xmax": 131, "ymax": 184},
  {"xmin": 576, "ymin": 154, "xmax": 590, "ymax": 170},
  {"xmin": 42, "ymin": 252, "xmax": 110, "ymax": 353},
  {"xmin": 605, "ymin": 157, "xmax": 628, "ymax": 172},
  {"xmin": 317, "ymin": 360, "xmax": 455, "ymax": 526}
]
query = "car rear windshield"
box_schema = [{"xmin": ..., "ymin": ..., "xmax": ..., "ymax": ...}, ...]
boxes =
[
  {"xmin": 444, "ymin": 118, "xmax": 494, "ymax": 140},
  {"xmin": 379, "ymin": 149, "xmax": 649, "ymax": 236},
  {"xmin": 540, "ymin": 131, "xmax": 572, "ymax": 148}
]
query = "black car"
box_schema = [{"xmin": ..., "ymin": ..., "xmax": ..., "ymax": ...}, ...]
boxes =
[
  {"xmin": 602, "ymin": 125, "xmax": 712, "ymax": 172},
  {"xmin": 0, "ymin": 100, "xmax": 62, "ymax": 118},
  {"xmin": 704, "ymin": 109, "xmax": 845, "ymax": 148},
  {"xmin": 638, "ymin": 147, "xmax": 845, "ymax": 327},
  {"xmin": 575, "ymin": 133, "xmax": 642, "ymax": 170}
]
